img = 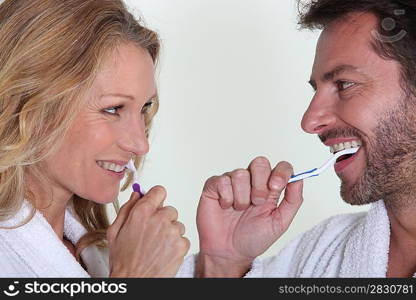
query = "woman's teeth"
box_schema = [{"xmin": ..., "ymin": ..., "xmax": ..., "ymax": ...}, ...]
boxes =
[
  {"xmin": 97, "ymin": 161, "xmax": 126, "ymax": 172},
  {"xmin": 330, "ymin": 140, "xmax": 362, "ymax": 154}
]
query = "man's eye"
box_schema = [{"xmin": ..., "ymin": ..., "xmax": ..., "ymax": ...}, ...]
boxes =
[
  {"xmin": 336, "ymin": 80, "xmax": 355, "ymax": 91},
  {"xmin": 141, "ymin": 101, "xmax": 153, "ymax": 114},
  {"xmin": 103, "ymin": 105, "xmax": 123, "ymax": 115}
]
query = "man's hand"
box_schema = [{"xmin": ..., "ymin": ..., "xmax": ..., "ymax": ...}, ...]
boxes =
[{"xmin": 196, "ymin": 157, "xmax": 303, "ymax": 277}]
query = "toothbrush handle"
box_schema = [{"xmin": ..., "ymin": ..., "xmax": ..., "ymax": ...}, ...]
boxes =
[
  {"xmin": 133, "ymin": 183, "xmax": 144, "ymax": 197},
  {"xmin": 288, "ymin": 168, "xmax": 318, "ymax": 183}
]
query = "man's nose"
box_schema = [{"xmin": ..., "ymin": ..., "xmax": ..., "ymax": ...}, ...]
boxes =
[
  {"xmin": 301, "ymin": 92, "xmax": 337, "ymax": 135},
  {"xmin": 118, "ymin": 118, "xmax": 149, "ymax": 157}
]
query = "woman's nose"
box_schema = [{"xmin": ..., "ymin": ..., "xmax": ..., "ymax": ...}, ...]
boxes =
[
  {"xmin": 301, "ymin": 93, "xmax": 337, "ymax": 135},
  {"xmin": 118, "ymin": 118, "xmax": 149, "ymax": 157}
]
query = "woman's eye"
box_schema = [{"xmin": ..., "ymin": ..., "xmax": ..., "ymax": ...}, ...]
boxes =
[
  {"xmin": 103, "ymin": 101, "xmax": 153, "ymax": 116},
  {"xmin": 336, "ymin": 80, "xmax": 355, "ymax": 91},
  {"xmin": 141, "ymin": 101, "xmax": 153, "ymax": 114},
  {"xmin": 103, "ymin": 105, "xmax": 123, "ymax": 115}
]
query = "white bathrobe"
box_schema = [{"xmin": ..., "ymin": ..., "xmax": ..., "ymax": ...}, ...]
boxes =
[
  {"xmin": 1, "ymin": 199, "xmax": 413, "ymax": 277},
  {"xmin": 177, "ymin": 200, "xmax": 416, "ymax": 277},
  {"xmin": 0, "ymin": 201, "xmax": 109, "ymax": 277}
]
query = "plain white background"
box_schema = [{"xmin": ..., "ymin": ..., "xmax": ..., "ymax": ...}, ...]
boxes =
[{"xmin": 111, "ymin": 0, "xmax": 369, "ymax": 259}]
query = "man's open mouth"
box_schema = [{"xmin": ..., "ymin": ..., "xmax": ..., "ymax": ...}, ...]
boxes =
[{"xmin": 330, "ymin": 140, "xmax": 362, "ymax": 163}]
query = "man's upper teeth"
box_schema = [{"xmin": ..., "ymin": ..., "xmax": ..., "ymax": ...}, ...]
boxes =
[
  {"xmin": 97, "ymin": 161, "xmax": 126, "ymax": 172},
  {"xmin": 330, "ymin": 141, "xmax": 361, "ymax": 154}
]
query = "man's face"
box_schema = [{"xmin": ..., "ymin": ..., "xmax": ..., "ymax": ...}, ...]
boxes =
[{"xmin": 301, "ymin": 13, "xmax": 416, "ymax": 206}]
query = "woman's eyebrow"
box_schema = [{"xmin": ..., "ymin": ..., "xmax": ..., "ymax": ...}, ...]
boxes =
[
  {"xmin": 101, "ymin": 92, "xmax": 157, "ymax": 101},
  {"xmin": 101, "ymin": 93, "xmax": 135, "ymax": 100}
]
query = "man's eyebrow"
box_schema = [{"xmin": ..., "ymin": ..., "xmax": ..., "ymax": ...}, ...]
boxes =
[
  {"xmin": 308, "ymin": 64, "xmax": 361, "ymax": 90},
  {"xmin": 322, "ymin": 64, "xmax": 359, "ymax": 82}
]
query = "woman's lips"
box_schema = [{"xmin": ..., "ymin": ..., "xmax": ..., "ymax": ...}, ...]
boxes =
[{"xmin": 96, "ymin": 161, "xmax": 126, "ymax": 179}]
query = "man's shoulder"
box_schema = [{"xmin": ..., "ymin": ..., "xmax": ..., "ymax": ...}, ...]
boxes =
[
  {"xmin": 304, "ymin": 209, "xmax": 368, "ymax": 242},
  {"xmin": 260, "ymin": 209, "xmax": 369, "ymax": 276},
  {"xmin": 280, "ymin": 209, "xmax": 369, "ymax": 260},
  {"xmin": 318, "ymin": 209, "xmax": 367, "ymax": 230}
]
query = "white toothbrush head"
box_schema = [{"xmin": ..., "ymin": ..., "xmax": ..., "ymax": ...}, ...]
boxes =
[
  {"xmin": 126, "ymin": 160, "xmax": 137, "ymax": 181},
  {"xmin": 126, "ymin": 159, "xmax": 135, "ymax": 172},
  {"xmin": 319, "ymin": 147, "xmax": 359, "ymax": 172}
]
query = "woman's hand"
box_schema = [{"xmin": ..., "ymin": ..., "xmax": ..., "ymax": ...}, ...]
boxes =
[
  {"xmin": 107, "ymin": 186, "xmax": 190, "ymax": 277},
  {"xmin": 196, "ymin": 157, "xmax": 304, "ymax": 277}
]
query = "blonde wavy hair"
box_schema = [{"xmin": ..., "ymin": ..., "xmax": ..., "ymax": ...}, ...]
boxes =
[{"xmin": 0, "ymin": 0, "xmax": 160, "ymax": 261}]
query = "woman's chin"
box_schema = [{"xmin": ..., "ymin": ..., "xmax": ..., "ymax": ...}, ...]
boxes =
[{"xmin": 81, "ymin": 191, "xmax": 119, "ymax": 205}]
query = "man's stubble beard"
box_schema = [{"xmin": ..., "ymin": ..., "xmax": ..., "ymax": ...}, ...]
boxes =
[{"xmin": 341, "ymin": 94, "xmax": 416, "ymax": 209}]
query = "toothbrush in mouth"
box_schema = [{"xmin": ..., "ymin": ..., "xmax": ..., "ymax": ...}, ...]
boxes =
[
  {"xmin": 126, "ymin": 160, "xmax": 144, "ymax": 197},
  {"xmin": 288, "ymin": 147, "xmax": 359, "ymax": 183}
]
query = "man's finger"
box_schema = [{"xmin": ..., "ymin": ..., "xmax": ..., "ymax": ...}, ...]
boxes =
[
  {"xmin": 229, "ymin": 169, "xmax": 251, "ymax": 210},
  {"xmin": 272, "ymin": 180, "xmax": 304, "ymax": 235},
  {"xmin": 267, "ymin": 161, "xmax": 294, "ymax": 204},
  {"xmin": 217, "ymin": 175, "xmax": 234, "ymax": 209},
  {"xmin": 248, "ymin": 156, "xmax": 272, "ymax": 205},
  {"xmin": 202, "ymin": 175, "xmax": 234, "ymax": 209}
]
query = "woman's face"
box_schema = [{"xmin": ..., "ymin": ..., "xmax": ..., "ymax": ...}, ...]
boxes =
[{"xmin": 42, "ymin": 43, "xmax": 157, "ymax": 204}]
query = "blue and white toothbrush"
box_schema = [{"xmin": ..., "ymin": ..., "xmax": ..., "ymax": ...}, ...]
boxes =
[{"xmin": 288, "ymin": 147, "xmax": 359, "ymax": 183}]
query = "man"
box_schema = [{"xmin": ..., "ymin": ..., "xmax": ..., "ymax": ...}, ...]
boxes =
[{"xmin": 177, "ymin": 0, "xmax": 416, "ymax": 277}]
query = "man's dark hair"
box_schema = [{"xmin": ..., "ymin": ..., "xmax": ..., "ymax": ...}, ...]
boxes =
[{"xmin": 298, "ymin": 0, "xmax": 416, "ymax": 94}]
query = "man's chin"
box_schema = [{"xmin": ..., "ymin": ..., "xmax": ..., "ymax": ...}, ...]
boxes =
[
  {"xmin": 340, "ymin": 181, "xmax": 359, "ymax": 205},
  {"xmin": 340, "ymin": 178, "xmax": 379, "ymax": 206}
]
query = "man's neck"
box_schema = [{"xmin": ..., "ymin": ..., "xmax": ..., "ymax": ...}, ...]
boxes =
[{"xmin": 385, "ymin": 198, "xmax": 416, "ymax": 277}]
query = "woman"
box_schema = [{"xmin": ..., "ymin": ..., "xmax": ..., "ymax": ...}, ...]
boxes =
[{"xmin": 0, "ymin": 0, "xmax": 189, "ymax": 277}]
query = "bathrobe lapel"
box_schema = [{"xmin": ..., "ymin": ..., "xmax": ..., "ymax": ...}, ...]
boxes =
[
  {"xmin": 340, "ymin": 200, "xmax": 391, "ymax": 277},
  {"xmin": 0, "ymin": 201, "xmax": 109, "ymax": 277}
]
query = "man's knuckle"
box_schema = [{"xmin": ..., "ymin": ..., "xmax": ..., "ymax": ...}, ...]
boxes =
[
  {"xmin": 218, "ymin": 175, "xmax": 231, "ymax": 186},
  {"xmin": 252, "ymin": 156, "xmax": 270, "ymax": 167},
  {"xmin": 232, "ymin": 168, "xmax": 249, "ymax": 179}
]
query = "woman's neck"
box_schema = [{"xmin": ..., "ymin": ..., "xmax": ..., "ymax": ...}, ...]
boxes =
[{"xmin": 27, "ymin": 176, "xmax": 74, "ymax": 241}]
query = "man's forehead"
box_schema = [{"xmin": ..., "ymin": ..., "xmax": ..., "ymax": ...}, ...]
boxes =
[
  {"xmin": 318, "ymin": 12, "xmax": 379, "ymax": 53},
  {"xmin": 325, "ymin": 12, "xmax": 379, "ymax": 38},
  {"xmin": 312, "ymin": 12, "xmax": 380, "ymax": 77}
]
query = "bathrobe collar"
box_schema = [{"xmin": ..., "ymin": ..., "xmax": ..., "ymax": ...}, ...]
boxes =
[{"xmin": 0, "ymin": 201, "xmax": 109, "ymax": 277}]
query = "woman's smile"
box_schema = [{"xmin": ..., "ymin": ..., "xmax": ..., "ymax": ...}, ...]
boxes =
[{"xmin": 96, "ymin": 160, "xmax": 128, "ymax": 179}]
